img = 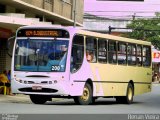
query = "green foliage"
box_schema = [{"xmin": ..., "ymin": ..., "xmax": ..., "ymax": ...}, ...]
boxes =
[{"xmin": 126, "ymin": 14, "xmax": 160, "ymax": 49}]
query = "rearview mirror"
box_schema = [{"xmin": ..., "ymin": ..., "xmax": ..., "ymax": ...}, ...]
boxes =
[{"xmin": 7, "ymin": 36, "xmax": 15, "ymax": 57}]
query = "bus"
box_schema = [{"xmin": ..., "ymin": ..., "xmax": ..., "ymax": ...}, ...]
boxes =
[{"xmin": 11, "ymin": 25, "xmax": 152, "ymax": 105}]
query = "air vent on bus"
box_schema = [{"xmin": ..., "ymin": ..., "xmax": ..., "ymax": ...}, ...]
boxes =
[{"xmin": 26, "ymin": 75, "xmax": 49, "ymax": 78}]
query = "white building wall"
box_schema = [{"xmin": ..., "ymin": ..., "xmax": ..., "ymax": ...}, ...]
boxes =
[{"xmin": 83, "ymin": 18, "xmax": 131, "ymax": 33}]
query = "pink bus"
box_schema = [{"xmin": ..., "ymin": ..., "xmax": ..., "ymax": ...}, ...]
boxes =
[{"xmin": 11, "ymin": 25, "xmax": 152, "ymax": 105}]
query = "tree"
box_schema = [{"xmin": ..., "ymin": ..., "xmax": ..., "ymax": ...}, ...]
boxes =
[{"xmin": 126, "ymin": 13, "xmax": 160, "ymax": 50}]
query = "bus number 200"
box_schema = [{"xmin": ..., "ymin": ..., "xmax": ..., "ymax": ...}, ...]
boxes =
[{"xmin": 52, "ymin": 65, "xmax": 60, "ymax": 71}]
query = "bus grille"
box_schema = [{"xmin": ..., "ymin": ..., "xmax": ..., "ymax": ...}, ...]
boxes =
[{"xmin": 18, "ymin": 88, "xmax": 58, "ymax": 93}]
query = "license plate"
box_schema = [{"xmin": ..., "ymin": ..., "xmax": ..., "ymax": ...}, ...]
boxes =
[{"xmin": 32, "ymin": 86, "xmax": 42, "ymax": 90}]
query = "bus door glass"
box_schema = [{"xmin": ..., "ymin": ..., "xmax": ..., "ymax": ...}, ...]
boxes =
[{"xmin": 71, "ymin": 35, "xmax": 84, "ymax": 73}]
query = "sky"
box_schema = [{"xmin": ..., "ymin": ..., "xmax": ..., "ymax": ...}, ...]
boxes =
[{"xmin": 84, "ymin": 0, "xmax": 160, "ymax": 19}]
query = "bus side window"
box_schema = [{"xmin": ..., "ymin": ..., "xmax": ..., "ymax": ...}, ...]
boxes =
[
  {"xmin": 86, "ymin": 37, "xmax": 97, "ymax": 63},
  {"xmin": 98, "ymin": 39, "xmax": 107, "ymax": 63},
  {"xmin": 143, "ymin": 46, "xmax": 151, "ymax": 67},
  {"xmin": 137, "ymin": 45, "xmax": 142, "ymax": 66},
  {"xmin": 117, "ymin": 42, "xmax": 127, "ymax": 65},
  {"xmin": 71, "ymin": 35, "xmax": 84, "ymax": 73},
  {"xmin": 127, "ymin": 44, "xmax": 136, "ymax": 66},
  {"xmin": 108, "ymin": 41, "xmax": 117, "ymax": 64}
]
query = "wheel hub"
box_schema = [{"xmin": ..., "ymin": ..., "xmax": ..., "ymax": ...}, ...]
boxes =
[
  {"xmin": 81, "ymin": 87, "xmax": 89, "ymax": 101},
  {"xmin": 128, "ymin": 87, "xmax": 133, "ymax": 101}
]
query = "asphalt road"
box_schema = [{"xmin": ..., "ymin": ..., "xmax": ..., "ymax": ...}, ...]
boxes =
[{"xmin": 0, "ymin": 84, "xmax": 160, "ymax": 115}]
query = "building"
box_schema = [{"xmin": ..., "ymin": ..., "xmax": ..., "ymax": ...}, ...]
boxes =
[
  {"xmin": 83, "ymin": 13, "xmax": 131, "ymax": 35},
  {"xmin": 0, "ymin": 0, "xmax": 84, "ymax": 73}
]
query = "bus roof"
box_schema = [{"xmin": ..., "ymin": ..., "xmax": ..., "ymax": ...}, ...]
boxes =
[
  {"xmin": 76, "ymin": 29, "xmax": 151, "ymax": 46},
  {"xmin": 17, "ymin": 25, "xmax": 151, "ymax": 46}
]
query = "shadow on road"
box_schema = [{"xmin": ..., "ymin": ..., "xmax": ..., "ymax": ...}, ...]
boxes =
[{"xmin": 45, "ymin": 99, "xmax": 143, "ymax": 106}]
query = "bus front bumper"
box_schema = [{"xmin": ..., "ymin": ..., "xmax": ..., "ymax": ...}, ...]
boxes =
[{"xmin": 11, "ymin": 79, "xmax": 70, "ymax": 96}]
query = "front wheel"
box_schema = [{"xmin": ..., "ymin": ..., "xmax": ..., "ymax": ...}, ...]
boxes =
[
  {"xmin": 30, "ymin": 95, "xmax": 48, "ymax": 104},
  {"xmin": 74, "ymin": 83, "xmax": 93, "ymax": 105}
]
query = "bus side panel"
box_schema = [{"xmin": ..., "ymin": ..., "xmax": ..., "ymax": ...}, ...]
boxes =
[
  {"xmin": 90, "ymin": 64, "xmax": 127, "ymax": 96},
  {"xmin": 134, "ymin": 84, "xmax": 151, "ymax": 96},
  {"xmin": 134, "ymin": 67, "xmax": 152, "ymax": 95},
  {"xmin": 89, "ymin": 64, "xmax": 152, "ymax": 97}
]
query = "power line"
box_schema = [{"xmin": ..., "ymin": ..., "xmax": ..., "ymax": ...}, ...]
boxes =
[
  {"xmin": 108, "ymin": 26, "xmax": 160, "ymax": 34},
  {"xmin": 85, "ymin": 11, "xmax": 160, "ymax": 13},
  {"xmin": 84, "ymin": 12, "xmax": 160, "ymax": 21},
  {"xmin": 84, "ymin": 15, "xmax": 156, "ymax": 17},
  {"xmin": 84, "ymin": 18, "xmax": 160, "ymax": 21},
  {"xmin": 85, "ymin": 3, "xmax": 160, "ymax": 6},
  {"xmin": 84, "ymin": 15, "xmax": 157, "ymax": 19}
]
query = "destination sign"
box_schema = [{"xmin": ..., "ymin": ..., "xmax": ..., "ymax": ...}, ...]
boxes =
[
  {"xmin": 25, "ymin": 30, "xmax": 59, "ymax": 37},
  {"xmin": 17, "ymin": 29, "xmax": 69, "ymax": 38}
]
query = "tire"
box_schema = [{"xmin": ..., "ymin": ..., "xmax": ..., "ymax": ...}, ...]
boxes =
[
  {"xmin": 125, "ymin": 83, "xmax": 134, "ymax": 104},
  {"xmin": 74, "ymin": 83, "xmax": 93, "ymax": 105},
  {"xmin": 30, "ymin": 95, "xmax": 48, "ymax": 104},
  {"xmin": 116, "ymin": 83, "xmax": 134, "ymax": 104}
]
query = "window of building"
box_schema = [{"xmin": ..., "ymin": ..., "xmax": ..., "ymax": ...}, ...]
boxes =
[
  {"xmin": 86, "ymin": 37, "xmax": 97, "ymax": 63},
  {"xmin": 142, "ymin": 46, "xmax": 151, "ymax": 67},
  {"xmin": 98, "ymin": 39, "xmax": 107, "ymax": 63},
  {"xmin": 137, "ymin": 45, "xmax": 142, "ymax": 66},
  {"xmin": 108, "ymin": 41, "xmax": 117, "ymax": 64},
  {"xmin": 71, "ymin": 35, "xmax": 84, "ymax": 73},
  {"xmin": 44, "ymin": 0, "xmax": 53, "ymax": 4},
  {"xmin": 127, "ymin": 44, "xmax": 136, "ymax": 65},
  {"xmin": 62, "ymin": 0, "xmax": 71, "ymax": 4}
]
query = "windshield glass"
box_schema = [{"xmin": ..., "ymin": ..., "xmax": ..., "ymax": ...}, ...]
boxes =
[{"xmin": 14, "ymin": 39, "xmax": 69, "ymax": 72}]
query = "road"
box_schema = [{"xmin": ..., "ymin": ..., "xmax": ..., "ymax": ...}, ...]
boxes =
[{"xmin": 0, "ymin": 84, "xmax": 160, "ymax": 115}]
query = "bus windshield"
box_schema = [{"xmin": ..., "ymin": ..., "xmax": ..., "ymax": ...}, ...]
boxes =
[{"xmin": 14, "ymin": 39, "xmax": 69, "ymax": 72}]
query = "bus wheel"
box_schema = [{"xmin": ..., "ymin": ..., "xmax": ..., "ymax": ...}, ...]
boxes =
[
  {"xmin": 74, "ymin": 83, "xmax": 93, "ymax": 105},
  {"xmin": 116, "ymin": 83, "xmax": 134, "ymax": 104},
  {"xmin": 125, "ymin": 83, "xmax": 134, "ymax": 104},
  {"xmin": 30, "ymin": 95, "xmax": 47, "ymax": 104}
]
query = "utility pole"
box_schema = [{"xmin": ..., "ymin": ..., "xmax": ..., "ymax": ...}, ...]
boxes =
[
  {"xmin": 108, "ymin": 26, "xmax": 112, "ymax": 34},
  {"xmin": 132, "ymin": 13, "xmax": 136, "ymax": 20},
  {"xmin": 108, "ymin": 26, "xmax": 116, "ymax": 34},
  {"xmin": 73, "ymin": 0, "xmax": 77, "ymax": 27}
]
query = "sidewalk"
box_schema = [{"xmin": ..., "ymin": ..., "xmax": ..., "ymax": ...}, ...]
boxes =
[
  {"xmin": 0, "ymin": 94, "xmax": 31, "ymax": 103},
  {"xmin": 0, "ymin": 94, "xmax": 64, "ymax": 104}
]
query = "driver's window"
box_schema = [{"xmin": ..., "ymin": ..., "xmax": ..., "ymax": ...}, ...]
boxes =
[{"xmin": 71, "ymin": 35, "xmax": 84, "ymax": 73}]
